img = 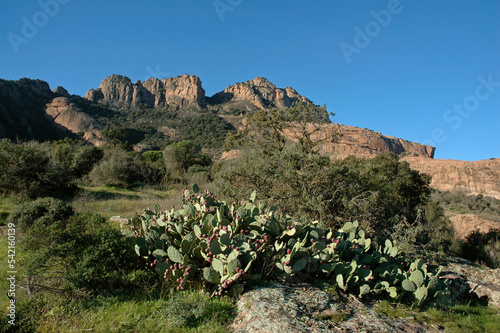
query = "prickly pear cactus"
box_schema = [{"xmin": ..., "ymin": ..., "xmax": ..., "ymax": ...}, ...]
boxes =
[{"xmin": 125, "ymin": 185, "xmax": 451, "ymax": 306}]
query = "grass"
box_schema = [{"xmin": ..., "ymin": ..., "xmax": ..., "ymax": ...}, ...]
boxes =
[
  {"xmin": 0, "ymin": 195, "xmax": 17, "ymax": 226},
  {"xmin": 71, "ymin": 185, "xmax": 183, "ymax": 220},
  {"xmin": 33, "ymin": 293, "xmax": 235, "ymax": 332},
  {"xmin": 374, "ymin": 300, "xmax": 500, "ymax": 333}
]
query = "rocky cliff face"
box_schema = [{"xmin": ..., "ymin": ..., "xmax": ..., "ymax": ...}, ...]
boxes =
[
  {"xmin": 45, "ymin": 97, "xmax": 103, "ymax": 145},
  {"xmin": 211, "ymin": 77, "xmax": 311, "ymax": 110},
  {"xmin": 305, "ymin": 124, "xmax": 435, "ymax": 158},
  {"xmin": 403, "ymin": 156, "xmax": 500, "ymax": 200},
  {"xmin": 85, "ymin": 74, "xmax": 205, "ymax": 109}
]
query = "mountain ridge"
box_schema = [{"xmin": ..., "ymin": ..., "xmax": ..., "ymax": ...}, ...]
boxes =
[{"xmin": 0, "ymin": 74, "xmax": 435, "ymax": 158}]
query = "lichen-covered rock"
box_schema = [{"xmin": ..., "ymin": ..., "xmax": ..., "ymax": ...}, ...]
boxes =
[
  {"xmin": 443, "ymin": 257, "xmax": 500, "ymax": 308},
  {"xmin": 229, "ymin": 283, "xmax": 443, "ymax": 332}
]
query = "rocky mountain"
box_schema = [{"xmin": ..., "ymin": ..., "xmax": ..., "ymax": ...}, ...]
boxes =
[
  {"xmin": 45, "ymin": 97, "xmax": 103, "ymax": 145},
  {"xmin": 0, "ymin": 74, "xmax": 436, "ymax": 157},
  {"xmin": 209, "ymin": 77, "xmax": 312, "ymax": 111},
  {"xmin": 85, "ymin": 74, "xmax": 205, "ymax": 109},
  {"xmin": 309, "ymin": 124, "xmax": 435, "ymax": 158}
]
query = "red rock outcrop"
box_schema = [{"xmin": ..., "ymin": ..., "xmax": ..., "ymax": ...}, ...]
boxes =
[
  {"xmin": 448, "ymin": 213, "xmax": 500, "ymax": 239},
  {"xmin": 212, "ymin": 77, "xmax": 311, "ymax": 110},
  {"xmin": 85, "ymin": 74, "xmax": 205, "ymax": 108},
  {"xmin": 403, "ymin": 156, "xmax": 500, "ymax": 200},
  {"xmin": 304, "ymin": 124, "xmax": 435, "ymax": 158},
  {"xmin": 45, "ymin": 97, "xmax": 103, "ymax": 145}
]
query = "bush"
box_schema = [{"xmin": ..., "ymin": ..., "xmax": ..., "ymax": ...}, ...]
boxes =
[
  {"xmin": 7, "ymin": 197, "xmax": 73, "ymax": 233},
  {"xmin": 88, "ymin": 148, "xmax": 137, "ymax": 188},
  {"xmin": 52, "ymin": 139, "xmax": 104, "ymax": 179},
  {"xmin": 165, "ymin": 291, "xmax": 210, "ymax": 328},
  {"xmin": 432, "ymin": 190, "xmax": 500, "ymax": 220},
  {"xmin": 460, "ymin": 229, "xmax": 500, "ymax": 268},
  {"xmin": 134, "ymin": 150, "xmax": 166, "ymax": 185},
  {"xmin": 63, "ymin": 215, "xmax": 139, "ymax": 291},
  {"xmin": 215, "ymin": 150, "xmax": 439, "ymax": 249},
  {"xmin": 8, "ymin": 200, "xmax": 140, "ymax": 294},
  {"xmin": 0, "ymin": 139, "xmax": 74, "ymax": 198}
]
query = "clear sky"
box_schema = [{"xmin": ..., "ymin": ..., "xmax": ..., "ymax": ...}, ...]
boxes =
[{"xmin": 1, "ymin": 0, "xmax": 499, "ymax": 161}]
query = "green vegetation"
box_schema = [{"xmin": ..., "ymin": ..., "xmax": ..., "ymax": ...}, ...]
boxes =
[
  {"xmin": 215, "ymin": 103, "xmax": 452, "ymax": 258},
  {"xmin": 0, "ymin": 140, "xmax": 75, "ymax": 198},
  {"xmin": 0, "ymin": 102, "xmax": 498, "ymax": 331},
  {"xmin": 432, "ymin": 190, "xmax": 500, "ymax": 221},
  {"xmin": 80, "ymin": 100, "xmax": 236, "ymax": 150}
]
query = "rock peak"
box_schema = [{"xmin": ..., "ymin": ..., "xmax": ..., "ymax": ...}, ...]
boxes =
[
  {"xmin": 85, "ymin": 74, "xmax": 205, "ymax": 108},
  {"xmin": 212, "ymin": 77, "xmax": 311, "ymax": 110}
]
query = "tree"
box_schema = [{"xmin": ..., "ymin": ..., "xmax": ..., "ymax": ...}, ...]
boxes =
[
  {"xmin": 224, "ymin": 102, "xmax": 334, "ymax": 154},
  {"xmin": 163, "ymin": 140, "xmax": 211, "ymax": 175},
  {"xmin": 214, "ymin": 104, "xmax": 449, "ymax": 253}
]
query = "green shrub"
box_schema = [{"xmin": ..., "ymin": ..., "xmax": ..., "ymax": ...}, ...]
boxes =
[
  {"xmin": 52, "ymin": 139, "xmax": 104, "ymax": 179},
  {"xmin": 134, "ymin": 151, "xmax": 166, "ymax": 185},
  {"xmin": 432, "ymin": 190, "xmax": 500, "ymax": 220},
  {"xmin": 6, "ymin": 197, "xmax": 73, "ymax": 233},
  {"xmin": 0, "ymin": 139, "xmax": 75, "ymax": 198},
  {"xmin": 460, "ymin": 229, "xmax": 500, "ymax": 268},
  {"xmin": 8, "ymin": 200, "xmax": 140, "ymax": 294},
  {"xmin": 165, "ymin": 291, "xmax": 210, "ymax": 328},
  {"xmin": 89, "ymin": 148, "xmax": 137, "ymax": 188}
]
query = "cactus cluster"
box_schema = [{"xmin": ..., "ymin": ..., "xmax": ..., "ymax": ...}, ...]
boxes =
[{"xmin": 125, "ymin": 185, "xmax": 451, "ymax": 305}]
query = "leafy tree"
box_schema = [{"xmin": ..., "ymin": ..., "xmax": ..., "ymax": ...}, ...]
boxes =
[
  {"xmin": 215, "ymin": 103, "xmax": 449, "ymax": 252},
  {"xmin": 101, "ymin": 126, "xmax": 131, "ymax": 148},
  {"xmin": 52, "ymin": 139, "xmax": 104, "ymax": 179},
  {"xmin": 164, "ymin": 140, "xmax": 211, "ymax": 175}
]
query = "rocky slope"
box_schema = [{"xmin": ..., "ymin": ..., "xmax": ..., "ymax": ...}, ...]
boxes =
[
  {"xmin": 447, "ymin": 213, "xmax": 500, "ymax": 239},
  {"xmin": 0, "ymin": 78, "xmax": 68, "ymax": 141},
  {"xmin": 309, "ymin": 123, "xmax": 435, "ymax": 158}
]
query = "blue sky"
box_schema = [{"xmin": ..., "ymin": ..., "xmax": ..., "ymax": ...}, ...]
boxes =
[{"xmin": 1, "ymin": 0, "xmax": 499, "ymax": 161}]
